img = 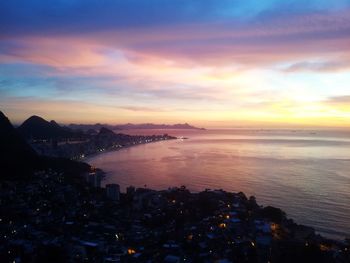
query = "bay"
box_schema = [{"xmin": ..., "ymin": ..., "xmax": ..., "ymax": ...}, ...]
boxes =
[{"xmin": 88, "ymin": 129, "xmax": 350, "ymax": 240}]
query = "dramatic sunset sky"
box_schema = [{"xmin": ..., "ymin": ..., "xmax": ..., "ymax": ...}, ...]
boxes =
[{"xmin": 1, "ymin": 0, "xmax": 350, "ymax": 127}]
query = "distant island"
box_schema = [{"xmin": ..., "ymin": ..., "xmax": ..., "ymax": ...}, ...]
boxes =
[{"xmin": 68, "ymin": 122, "xmax": 205, "ymax": 132}]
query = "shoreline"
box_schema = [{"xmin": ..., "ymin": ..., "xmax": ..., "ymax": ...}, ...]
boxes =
[
  {"xmin": 82, "ymin": 135, "xmax": 349, "ymax": 242},
  {"xmin": 82, "ymin": 136, "xmax": 178, "ymax": 162}
]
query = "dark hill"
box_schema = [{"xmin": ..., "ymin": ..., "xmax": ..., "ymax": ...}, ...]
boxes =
[
  {"xmin": 98, "ymin": 127, "xmax": 116, "ymax": 136},
  {"xmin": 50, "ymin": 120, "xmax": 61, "ymax": 128},
  {"xmin": 0, "ymin": 112, "xmax": 90, "ymax": 180},
  {"xmin": 0, "ymin": 111, "xmax": 39, "ymax": 177},
  {"xmin": 68, "ymin": 123, "xmax": 113, "ymax": 132},
  {"xmin": 18, "ymin": 115, "xmax": 79, "ymax": 140}
]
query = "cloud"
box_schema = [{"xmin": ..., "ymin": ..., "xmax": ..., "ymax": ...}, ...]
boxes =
[
  {"xmin": 0, "ymin": 37, "xmax": 108, "ymax": 68},
  {"xmin": 1, "ymin": 1, "xmax": 349, "ymax": 36},
  {"xmin": 2, "ymin": 7, "xmax": 350, "ymax": 70},
  {"xmin": 325, "ymin": 95, "xmax": 350, "ymax": 104},
  {"xmin": 1, "ymin": 1, "xmax": 350, "ymax": 126},
  {"xmin": 118, "ymin": 106, "xmax": 169, "ymax": 112},
  {"xmin": 284, "ymin": 59, "xmax": 350, "ymax": 73}
]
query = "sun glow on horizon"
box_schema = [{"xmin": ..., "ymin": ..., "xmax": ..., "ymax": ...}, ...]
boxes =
[{"xmin": 1, "ymin": 1, "xmax": 350, "ymax": 128}]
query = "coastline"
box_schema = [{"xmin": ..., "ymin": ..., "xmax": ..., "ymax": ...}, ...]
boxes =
[
  {"xmin": 82, "ymin": 136, "xmax": 178, "ymax": 162},
  {"xmin": 84, "ymin": 130, "xmax": 350, "ymax": 241}
]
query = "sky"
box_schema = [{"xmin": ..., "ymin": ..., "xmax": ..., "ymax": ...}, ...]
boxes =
[{"xmin": 1, "ymin": 0, "xmax": 350, "ymax": 128}]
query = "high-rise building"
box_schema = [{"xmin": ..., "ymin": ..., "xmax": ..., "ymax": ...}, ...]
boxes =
[
  {"xmin": 86, "ymin": 172, "xmax": 102, "ymax": 188},
  {"xmin": 106, "ymin": 184, "xmax": 120, "ymax": 201},
  {"xmin": 126, "ymin": 185, "xmax": 135, "ymax": 196}
]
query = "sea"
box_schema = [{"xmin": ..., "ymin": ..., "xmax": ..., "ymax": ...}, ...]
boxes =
[{"xmin": 87, "ymin": 128, "xmax": 350, "ymax": 240}]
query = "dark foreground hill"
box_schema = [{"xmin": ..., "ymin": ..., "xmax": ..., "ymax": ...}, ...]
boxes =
[
  {"xmin": 0, "ymin": 111, "xmax": 39, "ymax": 176},
  {"xmin": 0, "ymin": 111, "xmax": 89, "ymax": 179}
]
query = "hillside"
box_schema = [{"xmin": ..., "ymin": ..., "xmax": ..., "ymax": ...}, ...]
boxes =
[
  {"xmin": 0, "ymin": 112, "xmax": 89, "ymax": 179},
  {"xmin": 0, "ymin": 111, "xmax": 39, "ymax": 177},
  {"xmin": 18, "ymin": 115, "xmax": 81, "ymax": 140}
]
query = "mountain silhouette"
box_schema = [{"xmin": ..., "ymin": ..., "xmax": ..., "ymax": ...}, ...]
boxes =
[
  {"xmin": 0, "ymin": 112, "xmax": 89, "ymax": 180},
  {"xmin": 98, "ymin": 127, "xmax": 116, "ymax": 136},
  {"xmin": 0, "ymin": 111, "xmax": 39, "ymax": 177},
  {"xmin": 18, "ymin": 115, "xmax": 80, "ymax": 140}
]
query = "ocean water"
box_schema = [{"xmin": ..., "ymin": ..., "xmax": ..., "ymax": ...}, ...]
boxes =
[{"xmin": 88, "ymin": 129, "xmax": 350, "ymax": 240}]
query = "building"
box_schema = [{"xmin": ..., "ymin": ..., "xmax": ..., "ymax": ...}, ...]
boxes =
[
  {"xmin": 126, "ymin": 186, "xmax": 135, "ymax": 196},
  {"xmin": 106, "ymin": 184, "xmax": 120, "ymax": 201},
  {"xmin": 87, "ymin": 172, "xmax": 102, "ymax": 188}
]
